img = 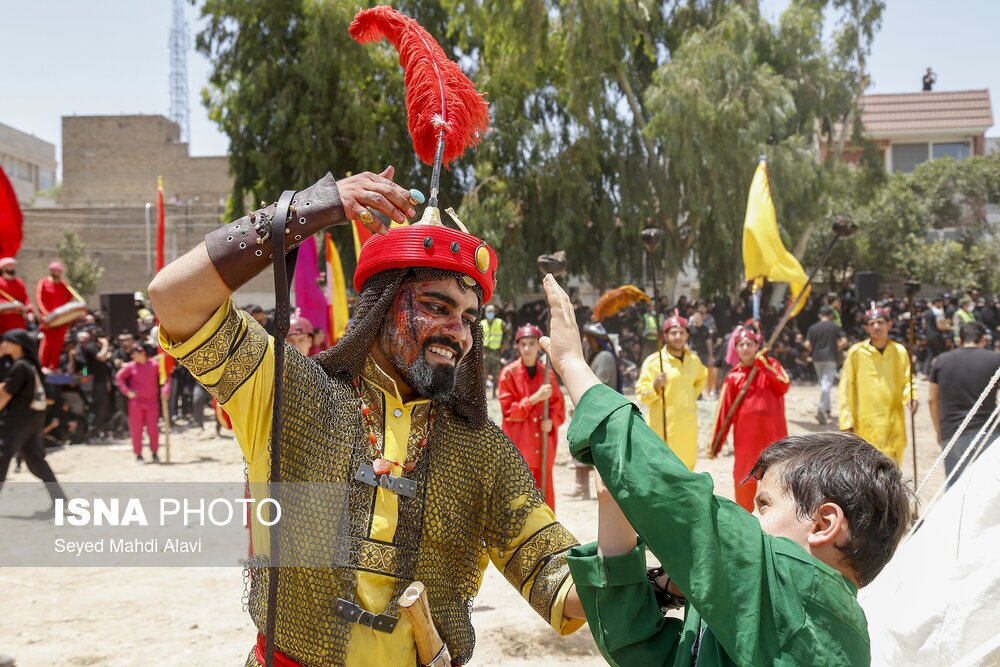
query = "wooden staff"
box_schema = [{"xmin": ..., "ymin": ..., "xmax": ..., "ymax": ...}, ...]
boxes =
[
  {"xmin": 640, "ymin": 229, "xmax": 669, "ymax": 444},
  {"xmin": 540, "ymin": 351, "xmax": 552, "ymax": 499},
  {"xmin": 398, "ymin": 581, "xmax": 450, "ymax": 667},
  {"xmin": 709, "ymin": 216, "xmax": 856, "ymax": 456},
  {"xmin": 904, "ymin": 281, "xmax": 921, "ymax": 483}
]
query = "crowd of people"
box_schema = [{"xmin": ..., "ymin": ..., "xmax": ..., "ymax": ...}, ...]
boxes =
[{"xmin": 4, "ymin": 184, "xmax": 990, "ymax": 667}]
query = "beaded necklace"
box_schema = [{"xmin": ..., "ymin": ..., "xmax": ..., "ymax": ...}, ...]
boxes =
[{"xmin": 352, "ymin": 377, "xmax": 435, "ymax": 475}]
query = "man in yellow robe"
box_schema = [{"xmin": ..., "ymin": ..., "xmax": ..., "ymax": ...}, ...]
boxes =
[
  {"xmin": 150, "ymin": 169, "xmax": 585, "ymax": 666},
  {"xmin": 635, "ymin": 313, "xmax": 708, "ymax": 469},
  {"xmin": 839, "ymin": 306, "xmax": 917, "ymax": 465}
]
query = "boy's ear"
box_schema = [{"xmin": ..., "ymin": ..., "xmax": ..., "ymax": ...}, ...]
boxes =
[{"xmin": 806, "ymin": 502, "xmax": 848, "ymax": 548}]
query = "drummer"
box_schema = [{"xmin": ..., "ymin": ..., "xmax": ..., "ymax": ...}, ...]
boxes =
[
  {"xmin": 35, "ymin": 261, "xmax": 76, "ymax": 371},
  {"xmin": 0, "ymin": 257, "xmax": 31, "ymax": 337}
]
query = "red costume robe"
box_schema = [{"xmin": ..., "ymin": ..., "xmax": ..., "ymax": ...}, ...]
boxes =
[
  {"xmin": 0, "ymin": 275, "xmax": 30, "ymax": 335},
  {"xmin": 710, "ymin": 356, "xmax": 790, "ymax": 511},
  {"xmin": 498, "ymin": 358, "xmax": 566, "ymax": 511},
  {"xmin": 35, "ymin": 276, "xmax": 75, "ymax": 369}
]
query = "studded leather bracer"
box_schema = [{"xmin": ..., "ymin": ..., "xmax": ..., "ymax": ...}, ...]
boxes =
[{"xmin": 205, "ymin": 173, "xmax": 347, "ymax": 290}]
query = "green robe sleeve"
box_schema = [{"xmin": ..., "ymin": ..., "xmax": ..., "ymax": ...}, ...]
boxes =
[
  {"xmin": 566, "ymin": 384, "xmax": 808, "ymax": 664},
  {"xmin": 567, "ymin": 540, "xmax": 683, "ymax": 667}
]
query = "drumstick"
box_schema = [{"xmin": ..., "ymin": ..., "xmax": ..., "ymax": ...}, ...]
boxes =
[{"xmin": 398, "ymin": 581, "xmax": 450, "ymax": 667}]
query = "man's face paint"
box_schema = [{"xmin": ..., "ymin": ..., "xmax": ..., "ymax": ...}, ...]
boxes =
[{"xmin": 380, "ymin": 277, "xmax": 480, "ymax": 400}]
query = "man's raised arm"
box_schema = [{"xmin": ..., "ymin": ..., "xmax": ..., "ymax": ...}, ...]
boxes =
[{"xmin": 149, "ymin": 167, "xmax": 415, "ymax": 342}]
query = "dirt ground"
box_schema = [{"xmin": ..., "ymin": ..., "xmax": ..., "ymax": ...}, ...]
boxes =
[{"xmin": 0, "ymin": 379, "xmax": 944, "ymax": 666}]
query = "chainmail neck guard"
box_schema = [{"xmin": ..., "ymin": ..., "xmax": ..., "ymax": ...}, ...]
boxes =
[{"xmin": 314, "ymin": 267, "xmax": 489, "ymax": 429}]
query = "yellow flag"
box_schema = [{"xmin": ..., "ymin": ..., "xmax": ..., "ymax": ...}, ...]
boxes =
[
  {"xmin": 326, "ymin": 236, "xmax": 350, "ymax": 342},
  {"xmin": 742, "ymin": 159, "xmax": 809, "ymax": 316}
]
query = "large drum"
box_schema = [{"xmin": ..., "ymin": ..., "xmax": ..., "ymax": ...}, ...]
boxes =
[
  {"xmin": 0, "ymin": 300, "xmax": 26, "ymax": 315},
  {"xmin": 43, "ymin": 301, "xmax": 88, "ymax": 328}
]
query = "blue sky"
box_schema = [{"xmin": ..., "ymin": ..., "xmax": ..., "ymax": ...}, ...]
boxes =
[{"xmin": 4, "ymin": 0, "xmax": 999, "ymax": 174}]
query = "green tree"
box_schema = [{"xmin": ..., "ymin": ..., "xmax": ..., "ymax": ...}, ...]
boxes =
[
  {"xmin": 56, "ymin": 230, "xmax": 104, "ymax": 300},
  {"xmin": 197, "ymin": 0, "xmax": 882, "ymax": 302},
  {"xmin": 811, "ymin": 151, "xmax": 1000, "ymax": 292}
]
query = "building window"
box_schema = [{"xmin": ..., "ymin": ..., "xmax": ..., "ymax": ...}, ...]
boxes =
[
  {"xmin": 892, "ymin": 143, "xmax": 929, "ymax": 174},
  {"xmin": 932, "ymin": 141, "xmax": 971, "ymax": 161}
]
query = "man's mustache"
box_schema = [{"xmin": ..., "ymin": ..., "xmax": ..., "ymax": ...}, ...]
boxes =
[{"xmin": 423, "ymin": 336, "xmax": 463, "ymax": 362}]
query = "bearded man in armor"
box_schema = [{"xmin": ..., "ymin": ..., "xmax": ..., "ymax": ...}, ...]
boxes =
[{"xmin": 149, "ymin": 166, "xmax": 586, "ymax": 666}]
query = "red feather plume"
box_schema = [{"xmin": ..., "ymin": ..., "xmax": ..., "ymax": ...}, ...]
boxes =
[{"xmin": 350, "ymin": 6, "xmax": 489, "ymax": 166}]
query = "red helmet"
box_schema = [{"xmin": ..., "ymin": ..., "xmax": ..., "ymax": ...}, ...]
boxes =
[
  {"xmin": 515, "ymin": 323, "xmax": 543, "ymax": 342},
  {"xmin": 287, "ymin": 310, "xmax": 314, "ymax": 337},
  {"xmin": 662, "ymin": 314, "xmax": 689, "ymax": 333},
  {"xmin": 354, "ymin": 224, "xmax": 498, "ymax": 302},
  {"xmin": 864, "ymin": 306, "xmax": 891, "ymax": 323},
  {"xmin": 733, "ymin": 325, "xmax": 762, "ymax": 344}
]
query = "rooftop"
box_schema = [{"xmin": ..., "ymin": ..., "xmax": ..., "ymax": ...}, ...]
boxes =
[{"xmin": 859, "ymin": 89, "xmax": 993, "ymax": 136}]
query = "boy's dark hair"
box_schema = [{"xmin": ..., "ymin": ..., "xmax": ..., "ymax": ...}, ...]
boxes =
[
  {"xmin": 959, "ymin": 321, "xmax": 986, "ymax": 344},
  {"xmin": 746, "ymin": 432, "xmax": 913, "ymax": 586}
]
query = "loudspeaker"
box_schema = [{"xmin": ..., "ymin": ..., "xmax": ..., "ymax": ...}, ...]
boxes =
[
  {"xmin": 100, "ymin": 292, "xmax": 138, "ymax": 337},
  {"xmin": 855, "ymin": 272, "xmax": 881, "ymax": 305}
]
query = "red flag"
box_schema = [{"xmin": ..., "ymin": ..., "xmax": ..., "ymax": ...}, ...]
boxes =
[
  {"xmin": 156, "ymin": 176, "xmax": 165, "ymax": 273},
  {"xmin": 0, "ymin": 166, "xmax": 23, "ymax": 258}
]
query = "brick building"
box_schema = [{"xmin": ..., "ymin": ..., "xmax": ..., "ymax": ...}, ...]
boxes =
[
  {"xmin": 0, "ymin": 121, "xmax": 57, "ymax": 205},
  {"xmin": 19, "ymin": 115, "xmax": 275, "ymax": 308},
  {"xmin": 59, "ymin": 115, "xmax": 231, "ymax": 207}
]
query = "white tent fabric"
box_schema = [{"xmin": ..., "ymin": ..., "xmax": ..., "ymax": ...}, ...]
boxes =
[{"xmin": 861, "ymin": 439, "xmax": 1000, "ymax": 666}]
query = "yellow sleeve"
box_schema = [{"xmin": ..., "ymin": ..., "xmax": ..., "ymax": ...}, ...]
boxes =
[
  {"xmin": 692, "ymin": 354, "xmax": 708, "ymax": 396},
  {"xmin": 159, "ymin": 299, "xmax": 275, "ymax": 470},
  {"xmin": 635, "ymin": 352, "xmax": 660, "ymax": 405},
  {"xmin": 489, "ymin": 501, "xmax": 585, "ymax": 636},
  {"xmin": 838, "ymin": 346, "xmax": 856, "ymax": 431},
  {"xmin": 900, "ymin": 345, "xmax": 917, "ymax": 403}
]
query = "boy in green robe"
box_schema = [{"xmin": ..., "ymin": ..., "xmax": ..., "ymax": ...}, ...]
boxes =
[{"xmin": 538, "ymin": 274, "xmax": 912, "ymax": 667}]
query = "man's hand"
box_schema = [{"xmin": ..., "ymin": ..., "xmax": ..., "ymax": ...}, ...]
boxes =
[
  {"xmin": 531, "ymin": 384, "xmax": 554, "ymax": 404},
  {"xmin": 541, "ymin": 419, "xmax": 553, "ymax": 433},
  {"xmin": 337, "ymin": 166, "xmax": 416, "ymax": 233},
  {"xmin": 653, "ymin": 372, "xmax": 666, "ymax": 391}
]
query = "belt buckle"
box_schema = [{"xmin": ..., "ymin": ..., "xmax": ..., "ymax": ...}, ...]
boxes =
[{"xmin": 334, "ymin": 597, "xmax": 399, "ymax": 634}]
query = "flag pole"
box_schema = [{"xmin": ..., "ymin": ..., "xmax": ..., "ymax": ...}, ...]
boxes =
[
  {"xmin": 640, "ymin": 229, "xmax": 670, "ymax": 446},
  {"xmin": 710, "ymin": 216, "xmax": 855, "ymax": 457},
  {"xmin": 156, "ymin": 177, "xmax": 171, "ymax": 463}
]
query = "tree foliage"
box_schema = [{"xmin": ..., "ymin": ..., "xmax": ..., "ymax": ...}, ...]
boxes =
[
  {"xmin": 56, "ymin": 230, "xmax": 104, "ymax": 300},
  {"xmin": 197, "ymin": 0, "xmax": 884, "ymax": 302},
  {"xmin": 809, "ymin": 151, "xmax": 1000, "ymax": 293}
]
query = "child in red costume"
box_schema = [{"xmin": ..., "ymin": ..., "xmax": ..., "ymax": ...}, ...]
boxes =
[
  {"xmin": 710, "ymin": 325, "xmax": 789, "ymax": 511},
  {"xmin": 498, "ymin": 323, "xmax": 566, "ymax": 511}
]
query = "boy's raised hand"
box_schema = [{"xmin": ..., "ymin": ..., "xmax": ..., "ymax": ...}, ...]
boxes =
[
  {"xmin": 539, "ymin": 274, "xmax": 601, "ymax": 406},
  {"xmin": 538, "ymin": 274, "xmax": 585, "ymax": 377}
]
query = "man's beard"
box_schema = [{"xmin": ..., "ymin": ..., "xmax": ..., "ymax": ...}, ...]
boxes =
[{"xmin": 381, "ymin": 328, "xmax": 461, "ymax": 401}]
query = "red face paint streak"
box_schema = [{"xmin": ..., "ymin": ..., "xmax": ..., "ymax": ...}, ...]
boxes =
[{"xmin": 387, "ymin": 278, "xmax": 479, "ymax": 370}]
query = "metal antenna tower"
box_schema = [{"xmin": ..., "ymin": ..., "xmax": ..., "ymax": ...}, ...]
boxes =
[{"xmin": 168, "ymin": 0, "xmax": 190, "ymax": 143}]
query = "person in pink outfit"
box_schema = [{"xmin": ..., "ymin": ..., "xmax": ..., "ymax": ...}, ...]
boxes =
[{"xmin": 115, "ymin": 343, "xmax": 166, "ymax": 463}]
